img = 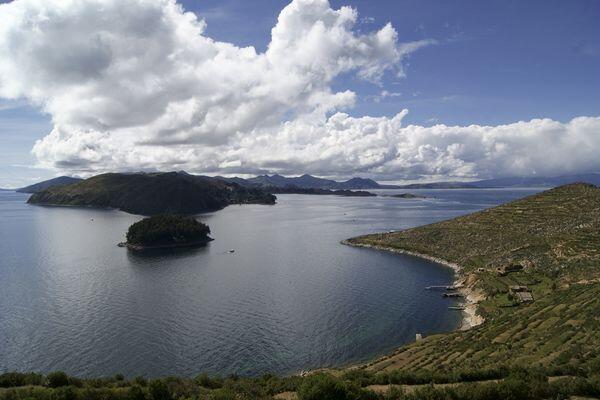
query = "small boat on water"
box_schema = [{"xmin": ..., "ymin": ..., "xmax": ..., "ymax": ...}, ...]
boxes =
[
  {"xmin": 228, "ymin": 249, "xmax": 235, "ymax": 253},
  {"xmin": 448, "ymin": 306, "xmax": 466, "ymax": 310}
]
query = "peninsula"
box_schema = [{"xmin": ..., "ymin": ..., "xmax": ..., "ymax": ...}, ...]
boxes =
[
  {"xmin": 27, "ymin": 171, "xmax": 276, "ymax": 215},
  {"xmin": 344, "ymin": 183, "xmax": 600, "ymax": 379}
]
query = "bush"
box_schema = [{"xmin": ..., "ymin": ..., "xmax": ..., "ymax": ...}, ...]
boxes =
[
  {"xmin": 133, "ymin": 376, "xmax": 148, "ymax": 387},
  {"xmin": 46, "ymin": 371, "xmax": 69, "ymax": 388},
  {"xmin": 128, "ymin": 385, "xmax": 147, "ymax": 400},
  {"xmin": 195, "ymin": 373, "xmax": 223, "ymax": 389},
  {"xmin": 148, "ymin": 380, "xmax": 172, "ymax": 400},
  {"xmin": 341, "ymin": 369, "xmax": 375, "ymax": 387},
  {"xmin": 298, "ymin": 374, "xmax": 349, "ymax": 400},
  {"xmin": 207, "ymin": 388, "xmax": 238, "ymax": 400},
  {"xmin": 0, "ymin": 372, "xmax": 44, "ymax": 387},
  {"xmin": 52, "ymin": 386, "xmax": 78, "ymax": 400}
]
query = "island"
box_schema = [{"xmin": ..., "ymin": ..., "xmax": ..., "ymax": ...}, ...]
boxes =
[
  {"xmin": 27, "ymin": 171, "xmax": 276, "ymax": 215},
  {"xmin": 120, "ymin": 215, "xmax": 212, "ymax": 250},
  {"xmin": 385, "ymin": 192, "xmax": 427, "ymax": 199}
]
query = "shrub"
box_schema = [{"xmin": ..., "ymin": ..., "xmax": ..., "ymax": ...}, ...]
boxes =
[
  {"xmin": 128, "ymin": 385, "xmax": 147, "ymax": 400},
  {"xmin": 46, "ymin": 371, "xmax": 69, "ymax": 388},
  {"xmin": 207, "ymin": 388, "xmax": 238, "ymax": 400},
  {"xmin": 148, "ymin": 380, "xmax": 172, "ymax": 400},
  {"xmin": 0, "ymin": 372, "xmax": 44, "ymax": 387},
  {"xmin": 341, "ymin": 369, "xmax": 375, "ymax": 387},
  {"xmin": 195, "ymin": 373, "xmax": 223, "ymax": 389},
  {"xmin": 133, "ymin": 376, "xmax": 148, "ymax": 387},
  {"xmin": 297, "ymin": 374, "xmax": 350, "ymax": 400}
]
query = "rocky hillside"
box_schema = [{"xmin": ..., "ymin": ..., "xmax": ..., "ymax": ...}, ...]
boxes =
[
  {"xmin": 346, "ymin": 183, "xmax": 600, "ymax": 376},
  {"xmin": 28, "ymin": 172, "xmax": 276, "ymax": 215}
]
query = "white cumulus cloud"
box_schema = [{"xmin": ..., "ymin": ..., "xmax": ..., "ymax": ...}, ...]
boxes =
[{"xmin": 0, "ymin": 0, "xmax": 599, "ymax": 180}]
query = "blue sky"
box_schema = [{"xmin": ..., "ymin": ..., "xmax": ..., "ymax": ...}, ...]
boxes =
[
  {"xmin": 0, "ymin": 0, "xmax": 599, "ymax": 187},
  {"xmin": 188, "ymin": 0, "xmax": 600, "ymax": 124}
]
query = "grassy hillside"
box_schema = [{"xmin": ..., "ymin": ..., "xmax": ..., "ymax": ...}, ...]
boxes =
[
  {"xmin": 16, "ymin": 176, "xmax": 83, "ymax": 193},
  {"xmin": 348, "ymin": 183, "xmax": 600, "ymax": 285},
  {"xmin": 346, "ymin": 183, "xmax": 600, "ymax": 376},
  {"xmin": 27, "ymin": 172, "xmax": 276, "ymax": 215}
]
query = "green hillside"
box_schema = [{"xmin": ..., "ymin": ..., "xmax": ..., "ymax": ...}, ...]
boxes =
[
  {"xmin": 347, "ymin": 183, "xmax": 600, "ymax": 284},
  {"xmin": 345, "ymin": 183, "xmax": 600, "ymax": 377},
  {"xmin": 27, "ymin": 172, "xmax": 276, "ymax": 215}
]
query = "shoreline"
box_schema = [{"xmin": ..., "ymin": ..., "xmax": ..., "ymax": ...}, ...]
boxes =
[{"xmin": 341, "ymin": 239, "xmax": 485, "ymax": 331}]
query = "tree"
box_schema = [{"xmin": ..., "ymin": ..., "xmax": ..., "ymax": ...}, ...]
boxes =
[
  {"xmin": 297, "ymin": 374, "xmax": 350, "ymax": 400},
  {"xmin": 148, "ymin": 380, "xmax": 172, "ymax": 400},
  {"xmin": 46, "ymin": 371, "xmax": 69, "ymax": 388}
]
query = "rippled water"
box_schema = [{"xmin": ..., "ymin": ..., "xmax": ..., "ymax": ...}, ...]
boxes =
[{"xmin": 0, "ymin": 188, "xmax": 543, "ymax": 377}]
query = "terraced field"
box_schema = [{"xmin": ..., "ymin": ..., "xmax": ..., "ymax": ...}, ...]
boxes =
[
  {"xmin": 364, "ymin": 283, "xmax": 599, "ymax": 373},
  {"xmin": 348, "ymin": 183, "xmax": 600, "ymax": 284},
  {"xmin": 347, "ymin": 183, "xmax": 600, "ymax": 374}
]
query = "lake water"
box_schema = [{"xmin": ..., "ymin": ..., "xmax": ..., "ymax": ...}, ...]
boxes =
[{"xmin": 0, "ymin": 188, "xmax": 544, "ymax": 378}]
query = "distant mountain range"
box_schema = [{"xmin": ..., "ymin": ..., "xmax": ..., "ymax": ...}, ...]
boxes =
[
  {"xmin": 394, "ymin": 181, "xmax": 478, "ymax": 189},
  {"xmin": 15, "ymin": 172, "xmax": 600, "ymax": 198},
  {"xmin": 215, "ymin": 174, "xmax": 394, "ymax": 190},
  {"xmin": 394, "ymin": 173, "xmax": 600, "ymax": 189},
  {"xmin": 469, "ymin": 173, "xmax": 600, "ymax": 188}
]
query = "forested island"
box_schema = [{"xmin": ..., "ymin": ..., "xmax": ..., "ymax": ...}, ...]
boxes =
[{"xmin": 121, "ymin": 215, "xmax": 212, "ymax": 250}]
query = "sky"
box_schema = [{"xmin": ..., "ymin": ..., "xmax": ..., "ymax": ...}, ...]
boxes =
[{"xmin": 0, "ymin": 0, "xmax": 599, "ymax": 188}]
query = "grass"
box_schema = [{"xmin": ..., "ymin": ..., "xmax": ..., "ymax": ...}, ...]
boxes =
[{"xmin": 347, "ymin": 183, "xmax": 600, "ymax": 283}]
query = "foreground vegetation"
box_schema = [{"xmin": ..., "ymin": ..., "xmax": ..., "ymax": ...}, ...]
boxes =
[
  {"xmin": 1, "ymin": 368, "xmax": 599, "ymax": 400},
  {"xmin": 125, "ymin": 215, "xmax": 211, "ymax": 249}
]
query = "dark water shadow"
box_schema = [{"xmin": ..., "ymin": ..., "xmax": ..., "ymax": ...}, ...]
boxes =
[{"xmin": 125, "ymin": 242, "xmax": 210, "ymax": 263}]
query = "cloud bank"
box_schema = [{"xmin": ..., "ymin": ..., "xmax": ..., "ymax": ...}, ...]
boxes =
[{"xmin": 0, "ymin": 0, "xmax": 599, "ymax": 180}]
